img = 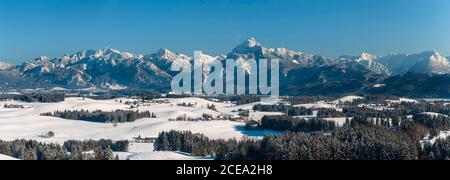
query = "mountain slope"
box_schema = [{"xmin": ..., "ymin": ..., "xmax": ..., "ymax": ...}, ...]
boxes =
[
  {"xmin": 18, "ymin": 48, "xmax": 172, "ymax": 90},
  {"xmin": 0, "ymin": 61, "xmax": 13, "ymax": 70},
  {"xmin": 338, "ymin": 53, "xmax": 391, "ymax": 75},
  {"xmin": 1, "ymin": 40, "xmax": 449, "ymax": 97},
  {"xmin": 0, "ymin": 154, "xmax": 18, "ymax": 160},
  {"xmin": 367, "ymin": 72, "xmax": 450, "ymax": 97}
]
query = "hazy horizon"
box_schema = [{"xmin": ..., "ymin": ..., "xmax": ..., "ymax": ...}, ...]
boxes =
[{"xmin": 1, "ymin": 0, "xmax": 449, "ymax": 63}]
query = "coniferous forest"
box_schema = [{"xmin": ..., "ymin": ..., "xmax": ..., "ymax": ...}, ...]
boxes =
[
  {"xmin": 41, "ymin": 110, "xmax": 156, "ymax": 123},
  {"xmin": 154, "ymin": 126, "xmax": 450, "ymax": 160},
  {"xmin": 154, "ymin": 96, "xmax": 450, "ymax": 160}
]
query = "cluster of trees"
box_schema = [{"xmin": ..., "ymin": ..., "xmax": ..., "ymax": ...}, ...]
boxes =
[
  {"xmin": 229, "ymin": 96, "xmax": 261, "ymax": 105},
  {"xmin": 217, "ymin": 126, "xmax": 419, "ymax": 160},
  {"xmin": 0, "ymin": 139, "xmax": 125, "ymax": 160},
  {"xmin": 346, "ymin": 98, "xmax": 450, "ymax": 118},
  {"xmin": 63, "ymin": 139, "xmax": 129, "ymax": 152},
  {"xmin": 177, "ymin": 102, "xmax": 196, "ymax": 107},
  {"xmin": 169, "ymin": 114, "xmax": 215, "ymax": 121},
  {"xmin": 170, "ymin": 114, "xmax": 194, "ymax": 121},
  {"xmin": 337, "ymin": 101, "xmax": 450, "ymax": 136},
  {"xmin": 284, "ymin": 96, "xmax": 334, "ymax": 105},
  {"xmin": 41, "ymin": 110, "xmax": 156, "ymax": 123},
  {"xmin": 238, "ymin": 109, "xmax": 250, "ymax": 117},
  {"xmin": 260, "ymin": 116, "xmax": 336, "ymax": 132},
  {"xmin": 346, "ymin": 115, "xmax": 392, "ymax": 128},
  {"xmin": 350, "ymin": 95, "xmax": 399, "ymax": 105},
  {"xmin": 317, "ymin": 108, "xmax": 346, "ymax": 118},
  {"xmin": 155, "ymin": 126, "xmax": 427, "ymax": 160},
  {"xmin": 388, "ymin": 101, "xmax": 450, "ymax": 115},
  {"xmin": 413, "ymin": 114, "xmax": 450, "ymax": 136},
  {"xmin": 14, "ymin": 93, "xmax": 65, "ymax": 103},
  {"xmin": 253, "ymin": 104, "xmax": 313, "ymax": 116},
  {"xmin": 342, "ymin": 107, "xmax": 405, "ymax": 121}
]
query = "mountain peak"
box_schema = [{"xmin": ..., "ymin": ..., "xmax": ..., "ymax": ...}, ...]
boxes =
[
  {"xmin": 359, "ymin": 52, "xmax": 377, "ymax": 61},
  {"xmin": 245, "ymin": 37, "xmax": 260, "ymax": 47}
]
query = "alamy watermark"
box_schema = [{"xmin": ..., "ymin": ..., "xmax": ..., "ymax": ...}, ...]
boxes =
[{"xmin": 171, "ymin": 51, "xmax": 279, "ymax": 97}]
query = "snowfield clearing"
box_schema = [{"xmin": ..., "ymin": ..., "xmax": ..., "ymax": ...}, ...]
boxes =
[
  {"xmin": 332, "ymin": 95, "xmax": 364, "ymax": 104},
  {"xmin": 0, "ymin": 97, "xmax": 278, "ymax": 160},
  {"xmin": 114, "ymin": 143, "xmax": 212, "ymax": 160}
]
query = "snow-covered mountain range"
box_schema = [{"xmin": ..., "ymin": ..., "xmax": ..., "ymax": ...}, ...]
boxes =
[
  {"xmin": 339, "ymin": 51, "xmax": 450, "ymax": 75},
  {"xmin": 228, "ymin": 37, "xmax": 332, "ymax": 73},
  {"xmin": 0, "ymin": 37, "xmax": 449, "ymax": 96},
  {"xmin": 0, "ymin": 62, "xmax": 13, "ymax": 70}
]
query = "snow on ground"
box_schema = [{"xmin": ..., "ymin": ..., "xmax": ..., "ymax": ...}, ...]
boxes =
[
  {"xmin": 422, "ymin": 112, "xmax": 449, "ymax": 118},
  {"xmin": 294, "ymin": 101, "xmax": 337, "ymax": 110},
  {"xmin": 421, "ymin": 131, "xmax": 450, "ymax": 145},
  {"xmin": 0, "ymin": 97, "xmax": 277, "ymax": 145},
  {"xmin": 387, "ymin": 98, "xmax": 418, "ymax": 104},
  {"xmin": 324, "ymin": 118, "xmax": 351, "ymax": 127},
  {"xmin": 0, "ymin": 97, "xmax": 282, "ymax": 160},
  {"xmin": 0, "ymin": 154, "xmax": 18, "ymax": 160}
]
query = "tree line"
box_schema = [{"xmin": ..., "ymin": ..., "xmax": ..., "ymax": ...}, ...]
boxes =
[
  {"xmin": 41, "ymin": 109, "xmax": 156, "ymax": 123},
  {"xmin": 154, "ymin": 126, "xmax": 433, "ymax": 160},
  {"xmin": 14, "ymin": 93, "xmax": 65, "ymax": 103},
  {"xmin": 0, "ymin": 139, "xmax": 128, "ymax": 160},
  {"xmin": 260, "ymin": 115, "xmax": 336, "ymax": 132},
  {"xmin": 253, "ymin": 104, "xmax": 313, "ymax": 116},
  {"xmin": 154, "ymin": 130, "xmax": 219, "ymax": 156},
  {"xmin": 413, "ymin": 114, "xmax": 450, "ymax": 137}
]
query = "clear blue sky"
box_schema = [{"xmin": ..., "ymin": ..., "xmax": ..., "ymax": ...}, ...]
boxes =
[{"xmin": 0, "ymin": 0, "xmax": 449, "ymax": 64}]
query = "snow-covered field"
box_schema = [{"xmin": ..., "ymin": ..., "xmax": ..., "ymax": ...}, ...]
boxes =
[
  {"xmin": 2, "ymin": 95, "xmax": 447, "ymax": 160},
  {"xmin": 420, "ymin": 131, "xmax": 450, "ymax": 145},
  {"xmin": 332, "ymin": 95, "xmax": 364, "ymax": 104},
  {"xmin": 0, "ymin": 97, "xmax": 278, "ymax": 160},
  {"xmin": 0, "ymin": 154, "xmax": 18, "ymax": 160}
]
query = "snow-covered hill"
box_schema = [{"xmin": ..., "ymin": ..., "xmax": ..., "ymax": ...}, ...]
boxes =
[
  {"xmin": 0, "ymin": 154, "xmax": 18, "ymax": 160},
  {"xmin": 0, "ymin": 62, "xmax": 13, "ymax": 70},
  {"xmin": 338, "ymin": 53, "xmax": 390, "ymax": 75},
  {"xmin": 0, "ymin": 97, "xmax": 278, "ymax": 144},
  {"xmin": 377, "ymin": 51, "xmax": 450, "ymax": 75},
  {"xmin": 1, "ymin": 39, "xmax": 449, "ymax": 95}
]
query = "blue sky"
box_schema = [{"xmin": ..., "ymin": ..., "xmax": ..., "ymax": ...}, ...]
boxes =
[{"xmin": 0, "ymin": 0, "xmax": 449, "ymax": 63}]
